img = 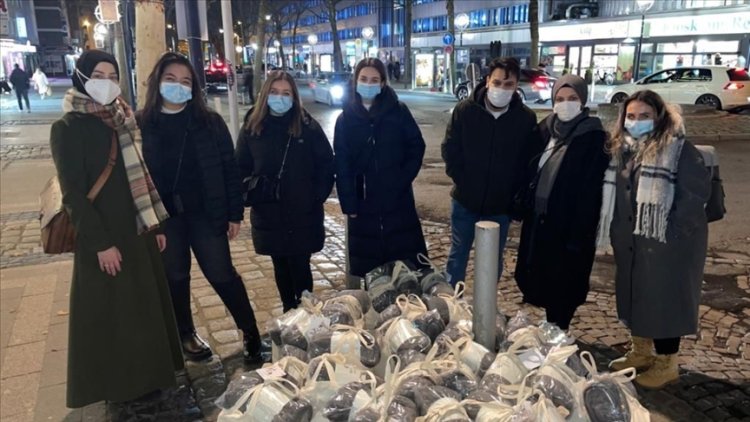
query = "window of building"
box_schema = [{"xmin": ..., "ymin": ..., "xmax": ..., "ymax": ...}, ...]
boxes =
[
  {"xmin": 695, "ymin": 40, "xmax": 739, "ymax": 53},
  {"xmin": 657, "ymin": 42, "xmax": 695, "ymax": 53},
  {"xmin": 594, "ymin": 44, "xmax": 619, "ymax": 54}
]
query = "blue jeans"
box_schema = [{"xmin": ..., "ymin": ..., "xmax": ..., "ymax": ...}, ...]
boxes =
[{"xmin": 446, "ymin": 199, "xmax": 510, "ymax": 286}]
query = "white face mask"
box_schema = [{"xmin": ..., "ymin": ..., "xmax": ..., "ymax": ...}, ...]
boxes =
[
  {"xmin": 553, "ymin": 100, "xmax": 582, "ymax": 122},
  {"xmin": 77, "ymin": 69, "xmax": 121, "ymax": 105},
  {"xmin": 487, "ymin": 87, "xmax": 514, "ymax": 108}
]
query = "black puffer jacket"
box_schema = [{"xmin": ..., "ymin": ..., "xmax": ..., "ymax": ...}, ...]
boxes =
[
  {"xmin": 441, "ymin": 86, "xmax": 544, "ymax": 215},
  {"xmin": 334, "ymin": 86, "xmax": 427, "ymax": 276},
  {"xmin": 140, "ymin": 106, "xmax": 244, "ymax": 235},
  {"xmin": 236, "ymin": 108, "xmax": 334, "ymax": 256}
]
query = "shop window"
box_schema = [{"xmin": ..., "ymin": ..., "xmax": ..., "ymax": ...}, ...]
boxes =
[
  {"xmin": 641, "ymin": 44, "xmax": 654, "ymax": 53},
  {"xmin": 657, "ymin": 42, "xmax": 694, "ymax": 53},
  {"xmin": 594, "ymin": 44, "xmax": 618, "ymax": 54},
  {"xmin": 696, "ymin": 40, "xmax": 739, "ymax": 53}
]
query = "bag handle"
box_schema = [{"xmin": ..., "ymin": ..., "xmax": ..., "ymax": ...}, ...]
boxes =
[{"xmin": 86, "ymin": 134, "xmax": 118, "ymax": 201}]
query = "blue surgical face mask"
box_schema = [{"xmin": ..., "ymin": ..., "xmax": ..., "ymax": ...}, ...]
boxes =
[
  {"xmin": 356, "ymin": 82, "xmax": 382, "ymax": 101},
  {"xmin": 267, "ymin": 94, "xmax": 293, "ymax": 114},
  {"xmin": 624, "ymin": 118, "xmax": 654, "ymax": 139},
  {"xmin": 160, "ymin": 82, "xmax": 192, "ymax": 104}
]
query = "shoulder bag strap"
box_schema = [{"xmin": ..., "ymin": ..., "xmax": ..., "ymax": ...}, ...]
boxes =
[
  {"xmin": 86, "ymin": 133, "xmax": 119, "ymax": 201},
  {"xmin": 276, "ymin": 134, "xmax": 293, "ymax": 180}
]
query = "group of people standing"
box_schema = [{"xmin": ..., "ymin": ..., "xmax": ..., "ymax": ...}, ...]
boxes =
[{"xmin": 50, "ymin": 49, "xmax": 709, "ymax": 409}]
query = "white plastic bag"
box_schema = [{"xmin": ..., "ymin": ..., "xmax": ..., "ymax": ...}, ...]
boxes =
[
  {"xmin": 580, "ymin": 351, "xmax": 650, "ymax": 422},
  {"xmin": 216, "ymin": 378, "xmax": 298, "ymax": 422}
]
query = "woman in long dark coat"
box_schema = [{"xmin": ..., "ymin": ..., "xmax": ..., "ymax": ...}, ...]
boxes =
[
  {"xmin": 236, "ymin": 70, "xmax": 334, "ymax": 312},
  {"xmin": 514, "ymin": 75, "xmax": 609, "ymax": 330},
  {"xmin": 139, "ymin": 53, "xmax": 263, "ymax": 363},
  {"xmin": 334, "ymin": 58, "xmax": 427, "ymax": 277},
  {"xmin": 601, "ymin": 90, "xmax": 710, "ymax": 389},
  {"xmin": 50, "ymin": 50, "xmax": 183, "ymax": 408}
]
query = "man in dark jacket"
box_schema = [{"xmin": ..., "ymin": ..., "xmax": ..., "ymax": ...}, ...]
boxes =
[
  {"xmin": 441, "ymin": 57, "xmax": 543, "ymax": 286},
  {"xmin": 9, "ymin": 64, "xmax": 31, "ymax": 112}
]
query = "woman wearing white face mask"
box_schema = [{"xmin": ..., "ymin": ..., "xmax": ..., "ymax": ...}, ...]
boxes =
[
  {"xmin": 600, "ymin": 90, "xmax": 710, "ymax": 389},
  {"xmin": 52, "ymin": 50, "xmax": 183, "ymax": 407},
  {"xmin": 514, "ymin": 74, "xmax": 609, "ymax": 331},
  {"xmin": 139, "ymin": 53, "xmax": 264, "ymax": 364},
  {"xmin": 236, "ymin": 71, "xmax": 334, "ymax": 312}
]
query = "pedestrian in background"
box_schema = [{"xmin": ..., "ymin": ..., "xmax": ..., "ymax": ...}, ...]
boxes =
[
  {"xmin": 600, "ymin": 90, "xmax": 710, "ymax": 389},
  {"xmin": 139, "ymin": 52, "xmax": 263, "ymax": 363},
  {"xmin": 32, "ymin": 67, "xmax": 50, "ymax": 100},
  {"xmin": 9, "ymin": 63, "xmax": 31, "ymax": 112},
  {"xmin": 243, "ymin": 66, "xmax": 255, "ymax": 104},
  {"xmin": 441, "ymin": 57, "xmax": 543, "ymax": 286},
  {"xmin": 334, "ymin": 58, "xmax": 427, "ymax": 277},
  {"xmin": 51, "ymin": 49, "xmax": 182, "ymax": 407},
  {"xmin": 236, "ymin": 70, "xmax": 334, "ymax": 312},
  {"xmin": 514, "ymin": 75, "xmax": 609, "ymax": 330}
]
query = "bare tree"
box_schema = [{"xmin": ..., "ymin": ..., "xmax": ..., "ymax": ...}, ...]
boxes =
[
  {"xmin": 252, "ymin": 0, "xmax": 268, "ymax": 96},
  {"xmin": 288, "ymin": 2, "xmax": 310, "ymax": 71},
  {"xmin": 529, "ymin": 0, "xmax": 539, "ymax": 68},
  {"xmin": 310, "ymin": 0, "xmax": 345, "ymax": 72},
  {"xmin": 403, "ymin": 0, "xmax": 413, "ymax": 88},
  {"xmin": 266, "ymin": 1, "xmax": 293, "ymax": 69}
]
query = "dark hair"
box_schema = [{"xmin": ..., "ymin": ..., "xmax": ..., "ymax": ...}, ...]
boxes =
[
  {"xmin": 246, "ymin": 70, "xmax": 304, "ymax": 138},
  {"xmin": 609, "ymin": 89, "xmax": 681, "ymax": 161},
  {"xmin": 348, "ymin": 58, "xmax": 388, "ymax": 106},
  {"xmin": 487, "ymin": 57, "xmax": 521, "ymax": 81},
  {"xmin": 141, "ymin": 52, "xmax": 211, "ymax": 126}
]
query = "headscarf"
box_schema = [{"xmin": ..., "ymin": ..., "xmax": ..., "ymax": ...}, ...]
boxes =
[
  {"xmin": 72, "ymin": 49, "xmax": 120, "ymax": 97},
  {"xmin": 549, "ymin": 74, "xmax": 594, "ymax": 141}
]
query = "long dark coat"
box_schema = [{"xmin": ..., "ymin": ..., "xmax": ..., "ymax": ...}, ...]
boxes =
[
  {"xmin": 611, "ymin": 140, "xmax": 710, "ymax": 339},
  {"xmin": 140, "ymin": 107, "xmax": 244, "ymax": 234},
  {"xmin": 50, "ymin": 113, "xmax": 183, "ymax": 408},
  {"xmin": 334, "ymin": 86, "xmax": 427, "ymax": 277},
  {"xmin": 514, "ymin": 116, "xmax": 609, "ymax": 311},
  {"xmin": 236, "ymin": 109, "xmax": 334, "ymax": 256}
]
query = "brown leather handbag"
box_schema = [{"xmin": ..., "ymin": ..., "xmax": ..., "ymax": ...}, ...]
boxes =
[{"xmin": 40, "ymin": 136, "xmax": 118, "ymax": 254}]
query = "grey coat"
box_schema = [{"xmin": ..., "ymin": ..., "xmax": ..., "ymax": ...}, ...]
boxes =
[{"xmin": 610, "ymin": 141, "xmax": 710, "ymax": 339}]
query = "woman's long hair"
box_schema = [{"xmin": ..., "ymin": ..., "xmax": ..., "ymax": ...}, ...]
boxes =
[
  {"xmin": 608, "ymin": 89, "xmax": 684, "ymax": 162},
  {"xmin": 347, "ymin": 58, "xmax": 388, "ymax": 107},
  {"xmin": 140, "ymin": 52, "xmax": 211, "ymax": 126},
  {"xmin": 245, "ymin": 70, "xmax": 303, "ymax": 137}
]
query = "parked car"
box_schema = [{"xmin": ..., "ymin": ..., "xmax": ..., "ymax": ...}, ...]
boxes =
[
  {"xmin": 605, "ymin": 66, "xmax": 750, "ymax": 111},
  {"xmin": 312, "ymin": 72, "xmax": 351, "ymax": 107},
  {"xmin": 205, "ymin": 60, "xmax": 229, "ymax": 84},
  {"xmin": 453, "ymin": 68, "xmax": 556, "ymax": 103}
]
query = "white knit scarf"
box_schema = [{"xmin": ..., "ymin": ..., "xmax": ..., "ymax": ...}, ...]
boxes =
[{"xmin": 596, "ymin": 134, "xmax": 685, "ymax": 249}]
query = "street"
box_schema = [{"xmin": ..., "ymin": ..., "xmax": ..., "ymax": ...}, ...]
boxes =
[{"xmin": 1, "ymin": 79, "xmax": 749, "ymax": 421}]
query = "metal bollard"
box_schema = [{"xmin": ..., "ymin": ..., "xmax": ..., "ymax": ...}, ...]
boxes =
[{"xmin": 473, "ymin": 221, "xmax": 499, "ymax": 350}]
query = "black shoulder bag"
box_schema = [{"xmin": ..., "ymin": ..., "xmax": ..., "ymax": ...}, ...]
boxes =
[{"xmin": 243, "ymin": 134, "xmax": 292, "ymax": 206}]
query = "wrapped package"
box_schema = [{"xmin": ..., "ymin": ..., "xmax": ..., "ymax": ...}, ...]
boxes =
[
  {"xmin": 380, "ymin": 317, "xmax": 431, "ymax": 356},
  {"xmin": 307, "ymin": 326, "xmax": 381, "ymax": 368},
  {"xmin": 495, "ymin": 312, "xmax": 508, "ymax": 351},
  {"xmin": 268, "ymin": 308, "xmax": 311, "ymax": 346},
  {"xmin": 322, "ymin": 294, "xmax": 365, "ymax": 328},
  {"xmin": 280, "ymin": 345, "xmax": 309, "ymax": 362},
  {"xmin": 395, "ymin": 375, "xmax": 436, "ymax": 402},
  {"xmin": 464, "ymin": 389, "xmax": 503, "ymax": 419},
  {"xmin": 271, "ymin": 397, "xmax": 313, "ymax": 422},
  {"xmin": 336, "ymin": 289, "xmax": 372, "ymax": 314},
  {"xmin": 280, "ymin": 325, "xmax": 308, "ymax": 350},
  {"xmin": 388, "ymin": 394, "xmax": 419, "ymax": 422},
  {"xmin": 392, "ymin": 265, "xmax": 421, "ymax": 295},
  {"xmin": 351, "ymin": 406, "xmax": 382, "ymax": 422},
  {"xmin": 216, "ymin": 378, "xmax": 298, "ymax": 422},
  {"xmin": 424, "ymin": 295, "xmax": 451, "ymax": 325},
  {"xmin": 580, "ymin": 351, "xmax": 650, "ymax": 422},
  {"xmin": 529, "ymin": 395, "xmax": 567, "ymax": 422},
  {"xmin": 366, "ymin": 261, "xmax": 402, "ymax": 313},
  {"xmin": 398, "ymin": 349, "xmax": 427, "ymax": 368},
  {"xmin": 274, "ymin": 356, "xmax": 309, "ymax": 387},
  {"xmin": 472, "ymin": 400, "xmax": 515, "ymax": 422},
  {"xmin": 505, "ymin": 310, "xmax": 533, "ymax": 338},
  {"xmin": 418, "ymin": 397, "xmax": 470, "ymax": 421},
  {"xmin": 439, "ymin": 368, "xmax": 477, "ymax": 399},
  {"xmin": 396, "ymin": 294, "xmax": 428, "ymax": 320},
  {"xmin": 214, "ymin": 370, "xmax": 265, "ymax": 409},
  {"xmin": 303, "ymin": 354, "xmax": 376, "ymax": 421},
  {"xmin": 375, "ymin": 303, "xmax": 403, "ymax": 328},
  {"xmin": 413, "ymin": 309, "xmax": 446, "ymax": 342},
  {"xmin": 530, "ymin": 345, "xmax": 586, "ymax": 420},
  {"xmin": 413, "ymin": 385, "xmax": 462, "ymax": 416},
  {"xmin": 415, "ymin": 253, "xmax": 453, "ymax": 297},
  {"xmin": 322, "ymin": 381, "xmax": 375, "ymax": 422}
]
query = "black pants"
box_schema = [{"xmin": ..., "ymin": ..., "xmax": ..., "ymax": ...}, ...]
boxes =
[
  {"xmin": 654, "ymin": 337, "xmax": 680, "ymax": 355},
  {"xmin": 15, "ymin": 89, "xmax": 29, "ymax": 110},
  {"xmin": 271, "ymin": 255, "xmax": 313, "ymax": 312},
  {"xmin": 545, "ymin": 305, "xmax": 577, "ymax": 330},
  {"xmin": 163, "ymin": 212, "xmax": 257, "ymax": 337}
]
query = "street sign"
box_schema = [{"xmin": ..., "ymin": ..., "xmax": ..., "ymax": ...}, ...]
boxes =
[
  {"xmin": 442, "ymin": 32, "xmax": 454, "ymax": 46},
  {"xmin": 444, "ymin": 45, "xmax": 453, "ymax": 55}
]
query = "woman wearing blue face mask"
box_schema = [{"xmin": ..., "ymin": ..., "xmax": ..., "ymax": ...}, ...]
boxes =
[
  {"xmin": 139, "ymin": 53, "xmax": 263, "ymax": 364},
  {"xmin": 514, "ymin": 74, "xmax": 609, "ymax": 331},
  {"xmin": 236, "ymin": 70, "xmax": 334, "ymax": 312},
  {"xmin": 334, "ymin": 58, "xmax": 428, "ymax": 278},
  {"xmin": 599, "ymin": 90, "xmax": 710, "ymax": 389}
]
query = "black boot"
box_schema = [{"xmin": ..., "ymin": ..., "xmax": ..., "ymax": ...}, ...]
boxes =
[
  {"xmin": 168, "ymin": 279, "xmax": 213, "ymax": 362},
  {"xmin": 243, "ymin": 326, "xmax": 263, "ymax": 364},
  {"xmin": 181, "ymin": 332, "xmax": 213, "ymax": 362}
]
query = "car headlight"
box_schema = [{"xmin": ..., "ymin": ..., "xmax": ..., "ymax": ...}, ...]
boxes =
[{"xmin": 331, "ymin": 85, "xmax": 344, "ymax": 99}]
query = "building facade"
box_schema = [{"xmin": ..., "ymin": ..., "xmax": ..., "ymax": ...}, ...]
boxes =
[
  {"xmin": 282, "ymin": 0, "xmax": 749, "ymax": 88},
  {"xmin": 0, "ymin": 0, "xmax": 40, "ymax": 80}
]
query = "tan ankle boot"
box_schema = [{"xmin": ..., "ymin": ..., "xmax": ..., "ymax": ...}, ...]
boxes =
[
  {"xmin": 609, "ymin": 336, "xmax": 655, "ymax": 371},
  {"xmin": 635, "ymin": 353, "xmax": 679, "ymax": 389}
]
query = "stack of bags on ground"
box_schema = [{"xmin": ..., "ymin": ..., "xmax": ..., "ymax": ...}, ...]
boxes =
[{"xmin": 215, "ymin": 257, "xmax": 651, "ymax": 421}]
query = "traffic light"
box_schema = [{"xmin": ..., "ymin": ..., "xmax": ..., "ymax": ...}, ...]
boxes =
[{"xmin": 490, "ymin": 41, "xmax": 503, "ymax": 59}]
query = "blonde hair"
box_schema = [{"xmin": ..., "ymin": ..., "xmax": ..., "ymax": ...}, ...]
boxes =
[
  {"xmin": 607, "ymin": 90, "xmax": 684, "ymax": 163},
  {"xmin": 245, "ymin": 70, "xmax": 303, "ymax": 137}
]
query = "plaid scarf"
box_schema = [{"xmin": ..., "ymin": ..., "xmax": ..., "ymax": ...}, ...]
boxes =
[
  {"xmin": 597, "ymin": 134, "xmax": 685, "ymax": 249},
  {"xmin": 63, "ymin": 89, "xmax": 169, "ymax": 234}
]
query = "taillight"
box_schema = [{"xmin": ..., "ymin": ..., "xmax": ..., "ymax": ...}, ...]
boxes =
[
  {"xmin": 533, "ymin": 79, "xmax": 547, "ymax": 89},
  {"xmin": 724, "ymin": 82, "xmax": 745, "ymax": 90}
]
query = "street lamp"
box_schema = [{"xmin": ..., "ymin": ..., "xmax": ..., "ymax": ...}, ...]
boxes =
[
  {"xmin": 455, "ymin": 13, "xmax": 469, "ymax": 47},
  {"xmin": 308, "ymin": 33, "xmax": 318, "ymax": 76},
  {"xmin": 633, "ymin": 0, "xmax": 654, "ymax": 81},
  {"xmin": 362, "ymin": 26, "xmax": 374, "ymax": 58}
]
